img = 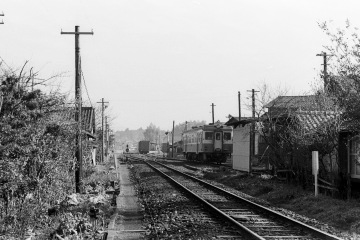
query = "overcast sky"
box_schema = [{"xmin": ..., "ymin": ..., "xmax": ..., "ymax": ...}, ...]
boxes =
[{"xmin": 1, "ymin": 0, "xmax": 359, "ymax": 131}]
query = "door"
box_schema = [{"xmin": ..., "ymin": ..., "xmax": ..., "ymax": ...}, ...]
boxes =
[
  {"xmin": 350, "ymin": 136, "xmax": 360, "ymax": 179},
  {"xmin": 196, "ymin": 132, "xmax": 199, "ymax": 154},
  {"xmin": 214, "ymin": 132, "xmax": 222, "ymax": 150},
  {"xmin": 184, "ymin": 135, "xmax": 187, "ymax": 153}
]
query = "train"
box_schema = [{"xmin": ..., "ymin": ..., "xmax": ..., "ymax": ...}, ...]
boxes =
[
  {"xmin": 138, "ymin": 140, "xmax": 156, "ymax": 154},
  {"xmin": 138, "ymin": 140, "xmax": 150, "ymax": 154},
  {"xmin": 182, "ymin": 123, "xmax": 232, "ymax": 163}
]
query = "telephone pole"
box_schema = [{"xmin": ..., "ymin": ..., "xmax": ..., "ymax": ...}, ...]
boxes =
[
  {"xmin": 0, "ymin": 12, "xmax": 4, "ymax": 24},
  {"xmin": 247, "ymin": 89, "xmax": 259, "ymax": 173},
  {"xmin": 172, "ymin": 121, "xmax": 175, "ymax": 158},
  {"xmin": 316, "ymin": 52, "xmax": 333, "ymax": 90},
  {"xmin": 61, "ymin": 26, "xmax": 93, "ymax": 193},
  {"xmin": 238, "ymin": 91, "xmax": 241, "ymax": 121},
  {"xmin": 105, "ymin": 116, "xmax": 109, "ymax": 161},
  {"xmin": 97, "ymin": 98, "xmax": 109, "ymax": 163},
  {"xmin": 210, "ymin": 103, "xmax": 216, "ymax": 124}
]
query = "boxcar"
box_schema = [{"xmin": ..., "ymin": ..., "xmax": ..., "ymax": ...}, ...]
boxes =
[{"xmin": 138, "ymin": 140, "xmax": 150, "ymax": 154}]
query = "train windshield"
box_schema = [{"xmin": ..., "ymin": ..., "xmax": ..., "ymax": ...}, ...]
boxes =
[
  {"xmin": 224, "ymin": 132, "xmax": 231, "ymax": 140},
  {"xmin": 215, "ymin": 133, "xmax": 221, "ymax": 140},
  {"xmin": 205, "ymin": 132, "xmax": 213, "ymax": 140}
]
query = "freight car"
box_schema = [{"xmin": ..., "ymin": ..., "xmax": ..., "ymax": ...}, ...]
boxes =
[
  {"xmin": 138, "ymin": 140, "xmax": 150, "ymax": 154},
  {"xmin": 182, "ymin": 123, "xmax": 232, "ymax": 163}
]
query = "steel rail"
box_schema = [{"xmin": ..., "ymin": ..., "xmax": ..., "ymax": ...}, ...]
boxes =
[
  {"xmin": 151, "ymin": 160, "xmax": 343, "ymax": 240},
  {"xmin": 143, "ymin": 160, "xmax": 266, "ymax": 240}
]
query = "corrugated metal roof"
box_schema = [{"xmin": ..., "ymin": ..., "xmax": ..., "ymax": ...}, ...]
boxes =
[
  {"xmin": 50, "ymin": 107, "xmax": 96, "ymax": 136},
  {"xmin": 81, "ymin": 107, "xmax": 95, "ymax": 134}
]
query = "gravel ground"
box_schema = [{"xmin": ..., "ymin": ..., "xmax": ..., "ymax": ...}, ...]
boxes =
[
  {"xmin": 130, "ymin": 163, "xmax": 246, "ymax": 239},
  {"xmin": 161, "ymin": 161, "xmax": 358, "ymax": 240}
]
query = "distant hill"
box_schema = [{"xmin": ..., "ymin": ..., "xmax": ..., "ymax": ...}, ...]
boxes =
[
  {"xmin": 114, "ymin": 128, "xmax": 144, "ymax": 150},
  {"xmin": 114, "ymin": 120, "xmax": 207, "ymax": 150}
]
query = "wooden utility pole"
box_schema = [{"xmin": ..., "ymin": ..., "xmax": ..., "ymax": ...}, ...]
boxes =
[
  {"xmin": 238, "ymin": 91, "xmax": 241, "ymax": 121},
  {"xmin": 247, "ymin": 89, "xmax": 259, "ymax": 173},
  {"xmin": 61, "ymin": 26, "xmax": 93, "ymax": 193},
  {"xmin": 0, "ymin": 12, "xmax": 4, "ymax": 24},
  {"xmin": 97, "ymin": 98, "xmax": 109, "ymax": 163},
  {"xmin": 172, "ymin": 121, "xmax": 175, "ymax": 158},
  {"xmin": 316, "ymin": 52, "xmax": 333, "ymax": 90},
  {"xmin": 0, "ymin": 9, "xmax": 4, "ymax": 110},
  {"xmin": 211, "ymin": 103, "xmax": 216, "ymax": 124},
  {"xmin": 105, "ymin": 116, "xmax": 109, "ymax": 161},
  {"xmin": 0, "ymin": 9, "xmax": 4, "ymax": 112}
]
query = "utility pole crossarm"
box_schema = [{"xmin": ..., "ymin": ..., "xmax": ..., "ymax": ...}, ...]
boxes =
[{"xmin": 61, "ymin": 30, "xmax": 94, "ymax": 35}]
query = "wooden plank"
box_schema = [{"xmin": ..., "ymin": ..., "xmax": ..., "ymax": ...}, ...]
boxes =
[
  {"xmin": 216, "ymin": 236, "xmax": 243, "ymax": 238},
  {"xmin": 231, "ymin": 214, "xmax": 260, "ymax": 217},
  {"xmin": 313, "ymin": 183, "xmax": 339, "ymax": 191},
  {"xmin": 263, "ymin": 236, "xmax": 309, "ymax": 239},
  {"xmin": 219, "ymin": 209, "xmax": 249, "ymax": 211},
  {"xmin": 318, "ymin": 177, "xmax": 336, "ymax": 187},
  {"xmin": 248, "ymin": 225, "xmax": 284, "ymax": 228}
]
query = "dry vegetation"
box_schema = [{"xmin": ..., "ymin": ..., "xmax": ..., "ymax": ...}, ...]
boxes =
[{"xmin": 200, "ymin": 167, "xmax": 360, "ymax": 237}]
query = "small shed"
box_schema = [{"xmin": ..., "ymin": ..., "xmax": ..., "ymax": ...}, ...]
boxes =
[{"xmin": 225, "ymin": 117, "xmax": 258, "ymax": 172}]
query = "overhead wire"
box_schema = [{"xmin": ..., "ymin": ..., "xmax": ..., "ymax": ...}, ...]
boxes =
[
  {"xmin": 79, "ymin": 54, "xmax": 93, "ymax": 108},
  {"xmin": 0, "ymin": 55, "xmax": 15, "ymax": 74}
]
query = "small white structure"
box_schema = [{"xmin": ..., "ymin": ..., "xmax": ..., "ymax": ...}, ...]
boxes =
[{"xmin": 225, "ymin": 117, "xmax": 258, "ymax": 172}]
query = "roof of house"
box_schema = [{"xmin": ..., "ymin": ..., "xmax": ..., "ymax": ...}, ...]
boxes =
[
  {"xmin": 264, "ymin": 95, "xmax": 318, "ymax": 109},
  {"xmin": 225, "ymin": 116, "xmax": 257, "ymax": 127},
  {"xmin": 295, "ymin": 110, "xmax": 340, "ymax": 132}
]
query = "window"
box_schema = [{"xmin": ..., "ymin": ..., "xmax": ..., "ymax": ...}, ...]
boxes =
[
  {"xmin": 350, "ymin": 136, "xmax": 360, "ymax": 177},
  {"xmin": 216, "ymin": 133, "xmax": 221, "ymax": 140},
  {"xmin": 205, "ymin": 132, "xmax": 213, "ymax": 140},
  {"xmin": 224, "ymin": 132, "xmax": 231, "ymax": 141}
]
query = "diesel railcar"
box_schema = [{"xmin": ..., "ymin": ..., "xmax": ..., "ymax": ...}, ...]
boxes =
[{"xmin": 182, "ymin": 123, "xmax": 232, "ymax": 163}]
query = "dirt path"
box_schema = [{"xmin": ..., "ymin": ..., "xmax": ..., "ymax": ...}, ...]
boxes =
[{"xmin": 107, "ymin": 163, "xmax": 145, "ymax": 240}]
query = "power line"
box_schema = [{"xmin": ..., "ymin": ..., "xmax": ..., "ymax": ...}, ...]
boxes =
[
  {"xmin": 0, "ymin": 56, "xmax": 15, "ymax": 74},
  {"xmin": 79, "ymin": 55, "xmax": 93, "ymax": 108}
]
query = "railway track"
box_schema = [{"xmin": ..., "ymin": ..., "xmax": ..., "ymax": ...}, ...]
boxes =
[
  {"xmin": 134, "ymin": 161, "xmax": 245, "ymax": 239},
  {"xmin": 128, "ymin": 155, "xmax": 342, "ymax": 240}
]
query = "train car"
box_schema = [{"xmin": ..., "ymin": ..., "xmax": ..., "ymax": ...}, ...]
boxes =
[
  {"xmin": 161, "ymin": 142, "xmax": 169, "ymax": 153},
  {"xmin": 138, "ymin": 140, "xmax": 150, "ymax": 154},
  {"xmin": 182, "ymin": 123, "xmax": 232, "ymax": 163}
]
